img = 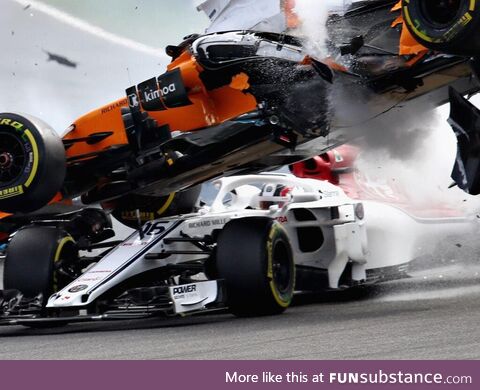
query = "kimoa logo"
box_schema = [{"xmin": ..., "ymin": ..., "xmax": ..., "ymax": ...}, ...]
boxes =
[
  {"xmin": 144, "ymin": 83, "xmax": 177, "ymax": 102},
  {"xmin": 144, "ymin": 89, "xmax": 161, "ymax": 102},
  {"xmin": 173, "ymin": 284, "xmax": 197, "ymax": 295},
  {"xmin": 160, "ymin": 83, "xmax": 177, "ymax": 97}
]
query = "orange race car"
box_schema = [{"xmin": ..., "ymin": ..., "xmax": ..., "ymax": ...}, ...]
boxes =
[{"xmin": 0, "ymin": 0, "xmax": 479, "ymax": 241}]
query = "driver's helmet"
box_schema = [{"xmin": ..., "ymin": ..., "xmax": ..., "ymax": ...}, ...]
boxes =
[{"xmin": 259, "ymin": 183, "xmax": 292, "ymax": 210}]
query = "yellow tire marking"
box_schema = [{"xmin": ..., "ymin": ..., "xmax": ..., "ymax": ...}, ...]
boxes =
[
  {"xmin": 403, "ymin": 6, "xmax": 433, "ymax": 43},
  {"xmin": 156, "ymin": 193, "xmax": 175, "ymax": 216},
  {"xmin": 404, "ymin": 6, "xmax": 473, "ymax": 44},
  {"xmin": 0, "ymin": 185, "xmax": 24, "ymax": 199},
  {"xmin": 53, "ymin": 235, "xmax": 75, "ymax": 292},
  {"xmin": 24, "ymin": 130, "xmax": 39, "ymax": 188},
  {"xmin": 267, "ymin": 223, "xmax": 294, "ymax": 308},
  {"xmin": 403, "ymin": 0, "xmax": 477, "ymax": 44}
]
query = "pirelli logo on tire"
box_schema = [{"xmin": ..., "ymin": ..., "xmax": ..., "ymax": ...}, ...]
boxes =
[
  {"xmin": 0, "ymin": 118, "xmax": 24, "ymax": 130},
  {"xmin": 0, "ymin": 185, "xmax": 24, "ymax": 200}
]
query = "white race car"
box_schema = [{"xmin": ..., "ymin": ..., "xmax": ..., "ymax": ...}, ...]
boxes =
[{"xmin": 0, "ymin": 172, "xmax": 472, "ymax": 327}]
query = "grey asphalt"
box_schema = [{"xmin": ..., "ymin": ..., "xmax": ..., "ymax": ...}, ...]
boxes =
[{"xmin": 1, "ymin": 260, "xmax": 479, "ymax": 360}]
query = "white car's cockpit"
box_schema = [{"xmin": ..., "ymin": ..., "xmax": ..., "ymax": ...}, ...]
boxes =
[{"xmin": 206, "ymin": 173, "xmax": 348, "ymax": 213}]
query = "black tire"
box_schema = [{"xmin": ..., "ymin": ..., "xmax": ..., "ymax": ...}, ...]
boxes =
[
  {"xmin": 110, "ymin": 186, "xmax": 201, "ymax": 229},
  {"xmin": 216, "ymin": 218, "xmax": 295, "ymax": 316},
  {"xmin": 402, "ymin": 0, "xmax": 480, "ymax": 55},
  {"xmin": 4, "ymin": 226, "xmax": 77, "ymax": 304},
  {"xmin": 0, "ymin": 113, "xmax": 66, "ymax": 213}
]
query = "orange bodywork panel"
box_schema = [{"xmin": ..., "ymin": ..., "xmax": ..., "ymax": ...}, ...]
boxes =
[
  {"xmin": 399, "ymin": 26, "xmax": 429, "ymax": 56},
  {"xmin": 392, "ymin": 0, "xmax": 428, "ymax": 56},
  {"xmin": 63, "ymin": 51, "xmax": 258, "ymax": 160}
]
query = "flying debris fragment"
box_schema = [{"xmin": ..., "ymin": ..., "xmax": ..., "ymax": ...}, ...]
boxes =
[
  {"xmin": 449, "ymin": 88, "xmax": 480, "ymax": 195},
  {"xmin": 44, "ymin": 50, "xmax": 77, "ymax": 68}
]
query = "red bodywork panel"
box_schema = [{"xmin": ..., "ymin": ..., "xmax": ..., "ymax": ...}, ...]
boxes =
[{"xmin": 291, "ymin": 145, "xmax": 464, "ymax": 219}]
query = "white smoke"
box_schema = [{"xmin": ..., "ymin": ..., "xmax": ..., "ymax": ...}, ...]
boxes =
[
  {"xmin": 292, "ymin": 0, "xmax": 330, "ymax": 58},
  {"xmin": 354, "ymin": 106, "xmax": 480, "ymax": 280},
  {"xmin": 354, "ymin": 109, "xmax": 473, "ymax": 208}
]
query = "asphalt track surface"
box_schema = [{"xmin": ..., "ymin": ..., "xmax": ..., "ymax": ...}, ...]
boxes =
[{"xmin": 1, "ymin": 260, "xmax": 479, "ymax": 360}]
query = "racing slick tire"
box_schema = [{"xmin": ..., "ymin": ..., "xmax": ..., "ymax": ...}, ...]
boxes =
[
  {"xmin": 0, "ymin": 113, "xmax": 66, "ymax": 213},
  {"xmin": 216, "ymin": 218, "xmax": 295, "ymax": 316},
  {"xmin": 402, "ymin": 0, "xmax": 480, "ymax": 55},
  {"xmin": 4, "ymin": 226, "xmax": 77, "ymax": 304}
]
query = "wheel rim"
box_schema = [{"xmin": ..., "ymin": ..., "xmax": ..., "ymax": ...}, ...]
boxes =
[
  {"xmin": 0, "ymin": 131, "xmax": 27, "ymax": 185},
  {"xmin": 420, "ymin": 0, "xmax": 462, "ymax": 28},
  {"xmin": 272, "ymin": 239, "xmax": 292, "ymax": 293}
]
